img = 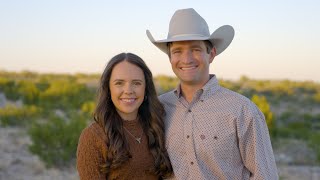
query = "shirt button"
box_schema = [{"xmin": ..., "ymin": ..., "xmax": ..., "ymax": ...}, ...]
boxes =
[
  {"xmin": 187, "ymin": 135, "xmax": 190, "ymax": 138},
  {"xmin": 188, "ymin": 109, "xmax": 192, "ymax": 112},
  {"xmin": 190, "ymin": 162, "xmax": 194, "ymax": 165},
  {"xmin": 200, "ymin": 134, "xmax": 206, "ymax": 140}
]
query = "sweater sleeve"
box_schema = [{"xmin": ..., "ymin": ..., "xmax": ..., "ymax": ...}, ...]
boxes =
[{"xmin": 76, "ymin": 125, "xmax": 107, "ymax": 180}]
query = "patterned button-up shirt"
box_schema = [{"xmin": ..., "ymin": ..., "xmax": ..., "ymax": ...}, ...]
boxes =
[{"xmin": 159, "ymin": 75, "xmax": 278, "ymax": 180}]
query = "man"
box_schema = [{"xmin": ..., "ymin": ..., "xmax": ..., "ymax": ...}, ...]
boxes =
[{"xmin": 146, "ymin": 8, "xmax": 278, "ymax": 179}]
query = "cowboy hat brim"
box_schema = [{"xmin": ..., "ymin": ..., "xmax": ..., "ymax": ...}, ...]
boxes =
[{"xmin": 146, "ymin": 25, "xmax": 234, "ymax": 56}]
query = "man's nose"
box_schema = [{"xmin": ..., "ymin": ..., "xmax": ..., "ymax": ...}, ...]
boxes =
[{"xmin": 181, "ymin": 51, "xmax": 193, "ymax": 63}]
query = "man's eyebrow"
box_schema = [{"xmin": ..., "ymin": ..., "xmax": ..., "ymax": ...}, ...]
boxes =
[
  {"xmin": 190, "ymin": 44, "xmax": 203, "ymax": 48},
  {"xmin": 171, "ymin": 46, "xmax": 181, "ymax": 50}
]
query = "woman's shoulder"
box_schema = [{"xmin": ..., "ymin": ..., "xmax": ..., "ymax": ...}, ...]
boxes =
[
  {"xmin": 77, "ymin": 121, "xmax": 108, "ymax": 178},
  {"xmin": 79, "ymin": 121, "xmax": 107, "ymax": 145}
]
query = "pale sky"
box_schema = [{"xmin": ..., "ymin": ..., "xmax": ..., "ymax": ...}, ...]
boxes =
[{"xmin": 0, "ymin": 0, "xmax": 319, "ymax": 82}]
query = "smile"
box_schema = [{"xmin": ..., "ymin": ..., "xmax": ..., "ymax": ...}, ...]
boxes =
[
  {"xmin": 120, "ymin": 98, "xmax": 136, "ymax": 103},
  {"xmin": 180, "ymin": 66, "xmax": 197, "ymax": 71}
]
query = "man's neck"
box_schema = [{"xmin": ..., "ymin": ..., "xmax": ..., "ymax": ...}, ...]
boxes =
[{"xmin": 180, "ymin": 82, "xmax": 205, "ymax": 103}]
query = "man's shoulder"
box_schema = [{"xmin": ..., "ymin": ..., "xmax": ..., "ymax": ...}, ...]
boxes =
[
  {"xmin": 218, "ymin": 86, "xmax": 256, "ymax": 107},
  {"xmin": 219, "ymin": 86, "xmax": 262, "ymax": 114},
  {"xmin": 159, "ymin": 90, "xmax": 176, "ymax": 99},
  {"xmin": 158, "ymin": 90, "xmax": 177, "ymax": 104},
  {"xmin": 218, "ymin": 86, "xmax": 247, "ymax": 99}
]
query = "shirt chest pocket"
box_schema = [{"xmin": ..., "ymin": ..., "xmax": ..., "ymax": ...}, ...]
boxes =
[{"xmin": 194, "ymin": 125, "xmax": 237, "ymax": 161}]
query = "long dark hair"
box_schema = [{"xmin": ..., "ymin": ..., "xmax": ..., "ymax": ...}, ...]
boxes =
[{"xmin": 93, "ymin": 52, "xmax": 172, "ymax": 177}]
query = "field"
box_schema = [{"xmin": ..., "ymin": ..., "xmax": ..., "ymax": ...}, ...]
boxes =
[{"xmin": 1, "ymin": 71, "xmax": 320, "ymax": 179}]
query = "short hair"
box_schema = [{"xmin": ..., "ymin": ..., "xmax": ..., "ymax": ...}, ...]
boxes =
[{"xmin": 204, "ymin": 40, "xmax": 214, "ymax": 53}]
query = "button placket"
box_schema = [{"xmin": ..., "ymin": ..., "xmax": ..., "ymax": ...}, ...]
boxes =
[{"xmin": 183, "ymin": 107, "xmax": 199, "ymax": 176}]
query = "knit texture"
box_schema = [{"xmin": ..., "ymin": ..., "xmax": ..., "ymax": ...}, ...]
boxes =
[{"xmin": 77, "ymin": 120, "xmax": 159, "ymax": 180}]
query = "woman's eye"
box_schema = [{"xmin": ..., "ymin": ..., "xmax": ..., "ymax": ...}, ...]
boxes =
[{"xmin": 133, "ymin": 82, "xmax": 141, "ymax": 86}]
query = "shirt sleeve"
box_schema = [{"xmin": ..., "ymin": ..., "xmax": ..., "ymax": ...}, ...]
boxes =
[
  {"xmin": 238, "ymin": 103, "xmax": 279, "ymax": 180},
  {"xmin": 76, "ymin": 126, "xmax": 107, "ymax": 180}
]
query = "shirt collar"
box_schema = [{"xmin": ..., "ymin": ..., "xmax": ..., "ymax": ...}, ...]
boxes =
[
  {"xmin": 201, "ymin": 74, "xmax": 220, "ymax": 101},
  {"xmin": 173, "ymin": 74, "xmax": 220, "ymax": 100},
  {"xmin": 173, "ymin": 84, "xmax": 181, "ymax": 98}
]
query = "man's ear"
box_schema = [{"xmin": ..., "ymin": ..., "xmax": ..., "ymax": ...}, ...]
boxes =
[{"xmin": 209, "ymin": 47, "xmax": 217, "ymax": 63}]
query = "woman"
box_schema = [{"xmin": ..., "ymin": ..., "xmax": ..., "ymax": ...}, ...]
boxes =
[{"xmin": 77, "ymin": 52, "xmax": 173, "ymax": 179}]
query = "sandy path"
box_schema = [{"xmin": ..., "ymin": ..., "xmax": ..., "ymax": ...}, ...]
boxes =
[{"xmin": 0, "ymin": 127, "xmax": 78, "ymax": 180}]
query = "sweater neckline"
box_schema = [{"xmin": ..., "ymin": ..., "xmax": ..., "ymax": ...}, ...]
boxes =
[{"xmin": 122, "ymin": 118, "xmax": 140, "ymax": 127}]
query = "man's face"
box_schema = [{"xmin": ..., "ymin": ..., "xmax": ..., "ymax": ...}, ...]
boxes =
[{"xmin": 169, "ymin": 40, "xmax": 215, "ymax": 87}]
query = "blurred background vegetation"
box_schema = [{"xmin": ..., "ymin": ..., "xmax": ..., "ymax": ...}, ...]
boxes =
[{"xmin": 0, "ymin": 70, "xmax": 320, "ymax": 168}]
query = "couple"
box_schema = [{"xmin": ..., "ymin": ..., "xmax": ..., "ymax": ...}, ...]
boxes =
[{"xmin": 76, "ymin": 8, "xmax": 278, "ymax": 180}]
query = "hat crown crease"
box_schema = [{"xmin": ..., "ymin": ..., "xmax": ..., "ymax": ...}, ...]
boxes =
[{"xmin": 168, "ymin": 9, "xmax": 210, "ymax": 38}]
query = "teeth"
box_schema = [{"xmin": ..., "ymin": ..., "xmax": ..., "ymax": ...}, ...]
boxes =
[
  {"xmin": 121, "ymin": 99, "xmax": 135, "ymax": 103},
  {"xmin": 181, "ymin": 66, "xmax": 196, "ymax": 70}
]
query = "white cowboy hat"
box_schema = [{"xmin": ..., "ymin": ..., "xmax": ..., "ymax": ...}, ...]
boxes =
[{"xmin": 146, "ymin": 8, "xmax": 235, "ymax": 56}]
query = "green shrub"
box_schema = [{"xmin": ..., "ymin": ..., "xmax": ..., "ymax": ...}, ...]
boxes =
[
  {"xmin": 154, "ymin": 75, "xmax": 179, "ymax": 94},
  {"xmin": 308, "ymin": 132, "xmax": 320, "ymax": 164},
  {"xmin": 39, "ymin": 80, "xmax": 94, "ymax": 109},
  {"xmin": 17, "ymin": 80, "xmax": 40, "ymax": 104},
  {"xmin": 28, "ymin": 112, "xmax": 88, "ymax": 167},
  {"xmin": 275, "ymin": 121, "xmax": 311, "ymax": 140},
  {"xmin": 0, "ymin": 104, "xmax": 40, "ymax": 126},
  {"xmin": 313, "ymin": 92, "xmax": 320, "ymax": 103},
  {"xmin": 219, "ymin": 79, "xmax": 241, "ymax": 92},
  {"xmin": 0, "ymin": 78, "xmax": 20, "ymax": 100},
  {"xmin": 274, "ymin": 127, "xmax": 293, "ymax": 139},
  {"xmin": 81, "ymin": 101, "xmax": 96, "ymax": 115},
  {"xmin": 279, "ymin": 110, "xmax": 296, "ymax": 123},
  {"xmin": 251, "ymin": 94, "xmax": 275, "ymax": 136}
]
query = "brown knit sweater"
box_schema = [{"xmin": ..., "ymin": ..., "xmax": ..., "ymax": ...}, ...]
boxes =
[{"xmin": 76, "ymin": 120, "xmax": 159, "ymax": 180}]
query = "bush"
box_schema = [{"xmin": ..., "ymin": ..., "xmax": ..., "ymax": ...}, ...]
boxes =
[
  {"xmin": 251, "ymin": 94, "xmax": 275, "ymax": 135},
  {"xmin": 17, "ymin": 80, "xmax": 40, "ymax": 104},
  {"xmin": 0, "ymin": 104, "xmax": 40, "ymax": 126},
  {"xmin": 39, "ymin": 80, "xmax": 94, "ymax": 109},
  {"xmin": 313, "ymin": 92, "xmax": 320, "ymax": 103},
  {"xmin": 0, "ymin": 78, "xmax": 20, "ymax": 100},
  {"xmin": 81, "ymin": 101, "xmax": 96, "ymax": 115},
  {"xmin": 275, "ymin": 121, "xmax": 311, "ymax": 140},
  {"xmin": 308, "ymin": 132, "xmax": 320, "ymax": 164},
  {"xmin": 154, "ymin": 75, "xmax": 179, "ymax": 94},
  {"xmin": 28, "ymin": 112, "xmax": 88, "ymax": 167}
]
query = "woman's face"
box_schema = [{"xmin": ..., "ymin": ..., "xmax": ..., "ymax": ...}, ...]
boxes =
[{"xmin": 109, "ymin": 61, "xmax": 146, "ymax": 120}]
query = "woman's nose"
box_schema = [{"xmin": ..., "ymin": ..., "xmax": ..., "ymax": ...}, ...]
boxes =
[{"xmin": 124, "ymin": 84, "xmax": 133, "ymax": 94}]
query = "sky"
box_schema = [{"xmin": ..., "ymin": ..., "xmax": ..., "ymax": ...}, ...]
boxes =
[{"xmin": 0, "ymin": 0, "xmax": 319, "ymax": 82}]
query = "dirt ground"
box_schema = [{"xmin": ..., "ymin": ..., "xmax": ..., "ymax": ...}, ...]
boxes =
[{"xmin": 1, "ymin": 126, "xmax": 320, "ymax": 180}]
